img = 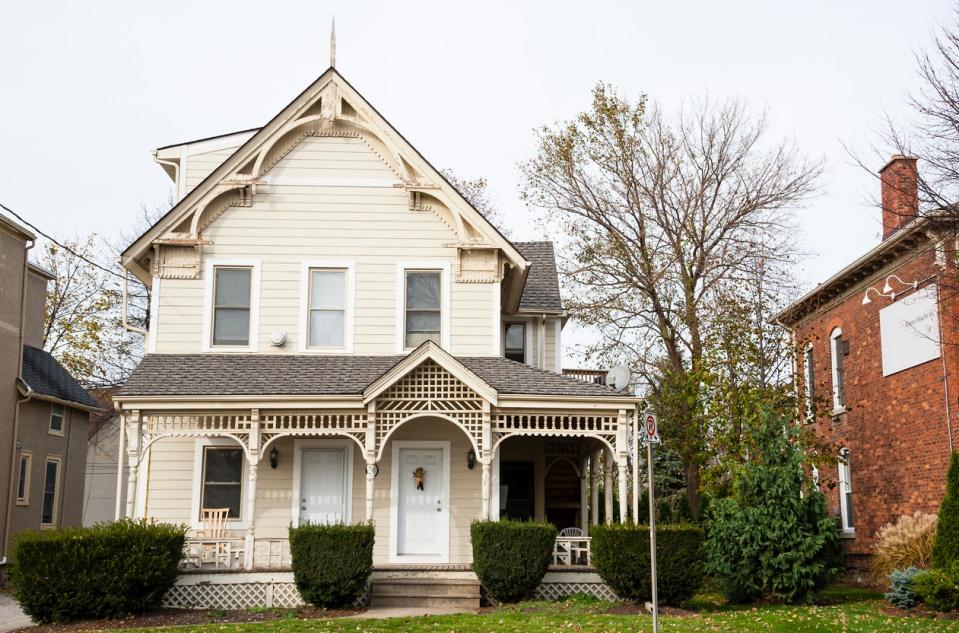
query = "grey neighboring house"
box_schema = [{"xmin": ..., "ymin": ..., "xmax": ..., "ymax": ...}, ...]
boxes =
[{"xmin": 0, "ymin": 212, "xmax": 99, "ymax": 566}]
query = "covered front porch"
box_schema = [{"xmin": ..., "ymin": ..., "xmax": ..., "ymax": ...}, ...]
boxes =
[{"xmin": 113, "ymin": 343, "xmax": 641, "ymax": 576}]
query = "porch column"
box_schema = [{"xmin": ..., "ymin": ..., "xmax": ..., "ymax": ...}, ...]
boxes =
[
  {"xmin": 616, "ymin": 409, "xmax": 630, "ymax": 523},
  {"xmin": 603, "ymin": 448, "xmax": 614, "ymax": 524},
  {"xmin": 632, "ymin": 407, "xmax": 641, "ymax": 523},
  {"xmin": 579, "ymin": 455, "xmax": 589, "ymax": 534},
  {"xmin": 114, "ymin": 412, "xmax": 126, "ymax": 521},
  {"xmin": 480, "ymin": 402, "xmax": 492, "ymax": 520},
  {"xmin": 589, "ymin": 451, "xmax": 600, "ymax": 525},
  {"xmin": 124, "ymin": 410, "xmax": 141, "ymax": 519},
  {"xmin": 244, "ymin": 410, "xmax": 260, "ymax": 570},
  {"xmin": 365, "ymin": 403, "xmax": 377, "ymax": 522}
]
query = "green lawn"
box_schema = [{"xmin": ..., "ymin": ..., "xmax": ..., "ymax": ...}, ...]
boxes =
[{"xmin": 100, "ymin": 588, "xmax": 959, "ymax": 633}]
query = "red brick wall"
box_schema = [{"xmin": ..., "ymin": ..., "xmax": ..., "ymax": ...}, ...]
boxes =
[{"xmin": 794, "ymin": 246, "xmax": 958, "ymax": 557}]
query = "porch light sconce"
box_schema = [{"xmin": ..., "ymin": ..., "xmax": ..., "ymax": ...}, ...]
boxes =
[
  {"xmin": 269, "ymin": 447, "xmax": 279, "ymax": 469},
  {"xmin": 862, "ymin": 274, "xmax": 918, "ymax": 305},
  {"xmin": 466, "ymin": 449, "xmax": 476, "ymax": 470}
]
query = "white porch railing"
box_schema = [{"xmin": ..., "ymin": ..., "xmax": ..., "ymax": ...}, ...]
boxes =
[
  {"xmin": 552, "ymin": 536, "xmax": 592, "ymax": 567},
  {"xmin": 181, "ymin": 537, "xmax": 292, "ymax": 571}
]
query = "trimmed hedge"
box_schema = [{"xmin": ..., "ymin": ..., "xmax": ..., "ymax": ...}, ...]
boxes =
[
  {"xmin": 591, "ymin": 523, "xmax": 705, "ymax": 606},
  {"xmin": 471, "ymin": 520, "xmax": 557, "ymax": 602},
  {"xmin": 289, "ymin": 523, "xmax": 374, "ymax": 608},
  {"xmin": 11, "ymin": 519, "xmax": 186, "ymax": 623}
]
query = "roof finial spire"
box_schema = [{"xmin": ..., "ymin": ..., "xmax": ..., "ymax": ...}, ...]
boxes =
[{"xmin": 330, "ymin": 16, "xmax": 336, "ymax": 68}]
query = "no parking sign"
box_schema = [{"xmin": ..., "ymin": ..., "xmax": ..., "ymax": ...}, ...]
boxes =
[{"xmin": 644, "ymin": 412, "xmax": 661, "ymax": 444}]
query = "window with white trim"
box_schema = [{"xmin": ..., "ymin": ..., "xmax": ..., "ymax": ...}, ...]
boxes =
[
  {"xmin": 838, "ymin": 448, "xmax": 855, "ymax": 533},
  {"xmin": 16, "ymin": 451, "xmax": 31, "ymax": 505},
  {"xmin": 212, "ymin": 267, "xmax": 252, "ymax": 347},
  {"xmin": 404, "ymin": 270, "xmax": 441, "ymax": 348},
  {"xmin": 307, "ymin": 268, "xmax": 347, "ymax": 348},
  {"xmin": 804, "ymin": 344, "xmax": 815, "ymax": 420},
  {"xmin": 200, "ymin": 447, "xmax": 243, "ymax": 519},
  {"xmin": 504, "ymin": 322, "xmax": 526, "ymax": 363},
  {"xmin": 830, "ymin": 328, "xmax": 846, "ymax": 411},
  {"xmin": 49, "ymin": 404, "xmax": 64, "ymax": 435},
  {"xmin": 40, "ymin": 456, "xmax": 61, "ymax": 526}
]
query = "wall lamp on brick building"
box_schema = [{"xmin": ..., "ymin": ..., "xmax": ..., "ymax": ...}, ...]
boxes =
[{"xmin": 861, "ymin": 275, "xmax": 918, "ymax": 304}]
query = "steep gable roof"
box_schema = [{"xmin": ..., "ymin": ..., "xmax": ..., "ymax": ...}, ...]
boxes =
[
  {"xmin": 123, "ymin": 68, "xmax": 528, "ymax": 290},
  {"xmin": 515, "ymin": 241, "xmax": 564, "ymax": 313}
]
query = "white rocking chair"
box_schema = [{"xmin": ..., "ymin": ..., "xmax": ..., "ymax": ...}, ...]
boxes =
[{"xmin": 193, "ymin": 507, "xmax": 234, "ymax": 568}]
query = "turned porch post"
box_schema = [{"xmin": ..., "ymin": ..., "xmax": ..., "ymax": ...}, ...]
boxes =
[
  {"xmin": 244, "ymin": 410, "xmax": 260, "ymax": 570},
  {"xmin": 603, "ymin": 448, "xmax": 614, "ymax": 524},
  {"xmin": 124, "ymin": 410, "xmax": 141, "ymax": 519},
  {"xmin": 616, "ymin": 409, "xmax": 630, "ymax": 523},
  {"xmin": 590, "ymin": 451, "xmax": 600, "ymax": 525},
  {"xmin": 365, "ymin": 403, "xmax": 377, "ymax": 522},
  {"xmin": 480, "ymin": 402, "xmax": 492, "ymax": 520}
]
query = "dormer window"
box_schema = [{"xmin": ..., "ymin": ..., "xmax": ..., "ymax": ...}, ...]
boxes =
[{"xmin": 405, "ymin": 270, "xmax": 442, "ymax": 348}]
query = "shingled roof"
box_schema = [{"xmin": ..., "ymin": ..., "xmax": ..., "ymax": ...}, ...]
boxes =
[
  {"xmin": 117, "ymin": 353, "xmax": 622, "ymax": 399},
  {"xmin": 515, "ymin": 241, "xmax": 563, "ymax": 313},
  {"xmin": 21, "ymin": 346, "xmax": 99, "ymax": 410}
]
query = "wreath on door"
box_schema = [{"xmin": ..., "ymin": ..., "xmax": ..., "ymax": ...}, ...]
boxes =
[{"xmin": 413, "ymin": 467, "xmax": 426, "ymax": 490}]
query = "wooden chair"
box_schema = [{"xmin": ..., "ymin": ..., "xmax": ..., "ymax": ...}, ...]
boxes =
[{"xmin": 196, "ymin": 508, "xmax": 232, "ymax": 568}]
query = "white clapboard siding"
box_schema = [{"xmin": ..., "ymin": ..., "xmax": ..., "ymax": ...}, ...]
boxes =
[
  {"xmin": 184, "ymin": 146, "xmax": 241, "ymax": 192},
  {"xmin": 154, "ymin": 136, "xmax": 495, "ymax": 356}
]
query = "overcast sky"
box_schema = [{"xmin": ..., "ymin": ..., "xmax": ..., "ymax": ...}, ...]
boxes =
[{"xmin": 0, "ymin": 0, "xmax": 952, "ymax": 362}]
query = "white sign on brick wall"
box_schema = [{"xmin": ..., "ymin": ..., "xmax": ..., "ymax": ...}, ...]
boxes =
[{"xmin": 879, "ymin": 283, "xmax": 941, "ymax": 377}]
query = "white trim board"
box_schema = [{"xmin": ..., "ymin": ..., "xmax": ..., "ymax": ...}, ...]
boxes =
[
  {"xmin": 290, "ymin": 438, "xmax": 355, "ymax": 527},
  {"xmin": 389, "ymin": 440, "xmax": 451, "ymax": 564}
]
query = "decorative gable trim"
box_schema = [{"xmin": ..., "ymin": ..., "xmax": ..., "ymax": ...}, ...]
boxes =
[
  {"xmin": 123, "ymin": 68, "xmax": 529, "ymax": 293},
  {"xmin": 362, "ymin": 341, "xmax": 498, "ymax": 406}
]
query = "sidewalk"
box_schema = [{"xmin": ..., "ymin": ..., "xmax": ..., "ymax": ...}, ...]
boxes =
[{"xmin": 0, "ymin": 594, "xmax": 31, "ymax": 633}]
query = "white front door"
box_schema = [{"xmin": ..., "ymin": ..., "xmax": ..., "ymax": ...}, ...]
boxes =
[
  {"xmin": 393, "ymin": 443, "xmax": 449, "ymax": 561},
  {"xmin": 300, "ymin": 448, "xmax": 348, "ymax": 525}
]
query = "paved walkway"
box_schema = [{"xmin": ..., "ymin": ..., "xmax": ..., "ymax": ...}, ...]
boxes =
[
  {"xmin": 0, "ymin": 594, "xmax": 31, "ymax": 633},
  {"xmin": 348, "ymin": 606, "xmax": 476, "ymax": 619}
]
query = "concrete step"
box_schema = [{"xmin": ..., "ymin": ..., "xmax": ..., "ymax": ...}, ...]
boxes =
[
  {"xmin": 369, "ymin": 594, "xmax": 480, "ymax": 609},
  {"xmin": 370, "ymin": 578, "xmax": 481, "ymax": 608}
]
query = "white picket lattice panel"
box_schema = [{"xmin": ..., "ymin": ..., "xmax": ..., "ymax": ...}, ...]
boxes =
[
  {"xmin": 164, "ymin": 580, "xmax": 369, "ymax": 610},
  {"xmin": 534, "ymin": 581, "xmax": 618, "ymax": 602},
  {"xmin": 375, "ymin": 360, "xmax": 484, "ymax": 458}
]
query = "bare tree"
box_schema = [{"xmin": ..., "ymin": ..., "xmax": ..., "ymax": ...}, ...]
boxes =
[
  {"xmin": 441, "ymin": 169, "xmax": 510, "ymax": 235},
  {"xmin": 521, "ymin": 84, "xmax": 820, "ymax": 512}
]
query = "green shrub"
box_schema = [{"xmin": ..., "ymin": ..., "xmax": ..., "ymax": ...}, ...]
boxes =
[
  {"xmin": 913, "ymin": 567, "xmax": 959, "ymax": 611},
  {"xmin": 591, "ymin": 523, "xmax": 705, "ymax": 606},
  {"xmin": 289, "ymin": 523, "xmax": 374, "ymax": 608},
  {"xmin": 704, "ymin": 411, "xmax": 842, "ymax": 604},
  {"xmin": 933, "ymin": 453, "xmax": 959, "ymax": 569},
  {"xmin": 11, "ymin": 519, "xmax": 186, "ymax": 623},
  {"xmin": 471, "ymin": 520, "xmax": 556, "ymax": 603},
  {"xmin": 885, "ymin": 567, "xmax": 923, "ymax": 609}
]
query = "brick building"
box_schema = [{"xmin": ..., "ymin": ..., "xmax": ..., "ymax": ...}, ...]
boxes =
[{"xmin": 775, "ymin": 156, "xmax": 959, "ymax": 569}]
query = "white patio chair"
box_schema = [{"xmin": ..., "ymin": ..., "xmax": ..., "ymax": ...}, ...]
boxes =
[
  {"xmin": 559, "ymin": 527, "xmax": 589, "ymax": 565},
  {"xmin": 196, "ymin": 507, "xmax": 233, "ymax": 568}
]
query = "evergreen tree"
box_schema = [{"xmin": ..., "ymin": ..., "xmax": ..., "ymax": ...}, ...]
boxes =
[
  {"xmin": 932, "ymin": 452, "xmax": 959, "ymax": 569},
  {"xmin": 704, "ymin": 409, "xmax": 841, "ymax": 603}
]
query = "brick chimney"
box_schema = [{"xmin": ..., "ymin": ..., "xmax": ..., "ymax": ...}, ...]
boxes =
[{"xmin": 880, "ymin": 155, "xmax": 919, "ymax": 240}]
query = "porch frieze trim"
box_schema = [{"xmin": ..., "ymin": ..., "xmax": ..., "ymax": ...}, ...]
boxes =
[{"xmin": 114, "ymin": 395, "xmax": 365, "ymax": 410}]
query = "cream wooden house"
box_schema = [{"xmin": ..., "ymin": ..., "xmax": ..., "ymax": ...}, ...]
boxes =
[{"xmin": 114, "ymin": 65, "xmax": 640, "ymax": 608}]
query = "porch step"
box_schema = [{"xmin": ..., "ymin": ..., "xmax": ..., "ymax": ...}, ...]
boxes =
[{"xmin": 370, "ymin": 578, "xmax": 481, "ymax": 609}]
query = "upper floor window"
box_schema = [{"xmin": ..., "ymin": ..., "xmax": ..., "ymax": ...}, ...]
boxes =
[
  {"xmin": 830, "ymin": 328, "xmax": 846, "ymax": 411},
  {"xmin": 16, "ymin": 451, "xmax": 31, "ymax": 505},
  {"xmin": 204, "ymin": 259, "xmax": 260, "ymax": 352},
  {"xmin": 308, "ymin": 269, "xmax": 346, "ymax": 348},
  {"xmin": 803, "ymin": 344, "xmax": 815, "ymax": 420},
  {"xmin": 838, "ymin": 448, "xmax": 855, "ymax": 534},
  {"xmin": 405, "ymin": 270, "xmax": 441, "ymax": 348},
  {"xmin": 49, "ymin": 404, "xmax": 64, "ymax": 435},
  {"xmin": 505, "ymin": 322, "xmax": 526, "ymax": 363},
  {"xmin": 213, "ymin": 267, "xmax": 252, "ymax": 346}
]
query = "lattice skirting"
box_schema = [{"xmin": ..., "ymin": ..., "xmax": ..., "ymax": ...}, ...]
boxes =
[
  {"xmin": 533, "ymin": 571, "xmax": 619, "ymax": 602},
  {"xmin": 163, "ymin": 573, "xmax": 367, "ymax": 610}
]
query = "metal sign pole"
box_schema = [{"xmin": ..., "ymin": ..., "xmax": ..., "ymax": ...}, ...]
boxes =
[{"xmin": 647, "ymin": 438, "xmax": 658, "ymax": 633}]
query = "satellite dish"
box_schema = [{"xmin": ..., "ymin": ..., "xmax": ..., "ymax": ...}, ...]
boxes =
[{"xmin": 606, "ymin": 365, "xmax": 632, "ymax": 391}]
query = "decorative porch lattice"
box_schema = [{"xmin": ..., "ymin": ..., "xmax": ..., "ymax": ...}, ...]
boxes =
[
  {"xmin": 145, "ymin": 413, "xmax": 253, "ymax": 434},
  {"xmin": 374, "ymin": 359, "xmax": 484, "ymax": 458},
  {"xmin": 491, "ymin": 411, "xmax": 618, "ymax": 453},
  {"xmin": 260, "ymin": 411, "xmax": 367, "ymax": 452},
  {"xmin": 164, "ymin": 579, "xmax": 369, "ymax": 609},
  {"xmin": 533, "ymin": 579, "xmax": 618, "ymax": 602}
]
